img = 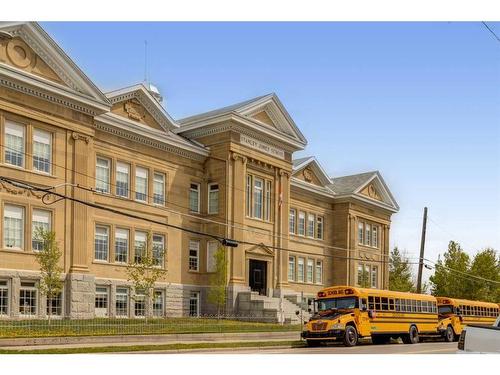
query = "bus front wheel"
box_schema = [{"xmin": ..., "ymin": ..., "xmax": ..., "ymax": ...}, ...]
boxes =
[
  {"xmin": 402, "ymin": 325, "xmax": 419, "ymax": 344},
  {"xmin": 343, "ymin": 325, "xmax": 358, "ymax": 347},
  {"xmin": 444, "ymin": 326, "xmax": 455, "ymax": 342}
]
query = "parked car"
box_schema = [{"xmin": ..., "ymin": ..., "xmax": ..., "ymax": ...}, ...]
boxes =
[{"xmin": 457, "ymin": 315, "xmax": 500, "ymax": 353}]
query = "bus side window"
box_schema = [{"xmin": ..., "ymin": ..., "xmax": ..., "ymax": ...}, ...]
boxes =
[
  {"xmin": 416, "ymin": 300, "xmax": 421, "ymax": 313},
  {"xmin": 422, "ymin": 301, "xmax": 427, "ymax": 313},
  {"xmin": 361, "ymin": 298, "xmax": 367, "ymax": 310},
  {"xmin": 389, "ymin": 299, "xmax": 395, "ymax": 311},
  {"xmin": 395, "ymin": 298, "xmax": 400, "ymax": 312},
  {"xmin": 368, "ymin": 296, "xmax": 375, "ymax": 310},
  {"xmin": 375, "ymin": 297, "xmax": 381, "ymax": 310},
  {"xmin": 412, "ymin": 300, "xmax": 417, "ymax": 313}
]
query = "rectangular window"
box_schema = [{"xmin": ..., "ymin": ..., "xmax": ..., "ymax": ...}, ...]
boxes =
[
  {"xmin": 134, "ymin": 290, "xmax": 146, "ymax": 317},
  {"xmin": 189, "ymin": 291, "xmax": 200, "ymax": 317},
  {"xmin": 265, "ymin": 180, "xmax": 272, "ymax": 221},
  {"xmin": 116, "ymin": 288, "xmax": 128, "ymax": 317},
  {"xmin": 368, "ymin": 296, "xmax": 375, "ymax": 310},
  {"xmin": 134, "ymin": 231, "xmax": 147, "ymax": 263},
  {"xmin": 298, "ymin": 211, "xmax": 306, "ymax": 236},
  {"xmin": 246, "ymin": 175, "xmax": 252, "ymax": 217},
  {"xmin": 0, "ymin": 280, "xmax": 9, "ymax": 316},
  {"xmin": 297, "ymin": 257, "xmax": 305, "ymax": 282},
  {"xmin": 33, "ymin": 129, "xmax": 51, "ymax": 173},
  {"xmin": 289, "ymin": 209, "xmax": 296, "ymax": 234},
  {"xmin": 306, "ymin": 259, "xmax": 314, "ymax": 283},
  {"xmin": 207, "ymin": 241, "xmax": 218, "ymax": 273},
  {"xmin": 208, "ymin": 183, "xmax": 219, "ymax": 214},
  {"xmin": 95, "ymin": 157, "xmax": 110, "ymax": 193},
  {"xmin": 357, "ymin": 264, "xmax": 364, "ymax": 286},
  {"xmin": 115, "ymin": 228, "xmax": 129, "ymax": 263},
  {"xmin": 358, "ymin": 222, "xmax": 364, "ymax": 244},
  {"xmin": 115, "ymin": 162, "xmax": 130, "ymax": 198},
  {"xmin": 189, "ymin": 183, "xmax": 200, "ymax": 212},
  {"xmin": 47, "ymin": 292, "xmax": 62, "ymax": 316},
  {"xmin": 32, "ymin": 209, "xmax": 51, "ymax": 251},
  {"xmin": 152, "ymin": 234, "xmax": 165, "ymax": 267},
  {"xmin": 3, "ymin": 204, "xmax": 24, "ymax": 249},
  {"xmin": 19, "ymin": 282, "xmax": 37, "ymax": 316},
  {"xmin": 153, "ymin": 290, "xmax": 164, "ymax": 317},
  {"xmin": 288, "ymin": 256, "xmax": 296, "ymax": 281},
  {"xmin": 372, "ymin": 225, "xmax": 378, "ymax": 247},
  {"xmin": 135, "ymin": 167, "xmax": 148, "ymax": 202},
  {"xmin": 316, "ymin": 216, "xmax": 324, "ymax": 240},
  {"xmin": 253, "ymin": 177, "xmax": 263, "ymax": 219},
  {"xmin": 189, "ymin": 240, "xmax": 199, "ymax": 271},
  {"xmin": 315, "ymin": 260, "xmax": 323, "ymax": 284},
  {"xmin": 4, "ymin": 121, "xmax": 25, "ymax": 167},
  {"xmin": 365, "ymin": 223, "xmax": 371, "ymax": 246},
  {"xmin": 381, "ymin": 297, "xmax": 388, "ymax": 310},
  {"xmin": 371, "ymin": 266, "xmax": 378, "ymax": 288},
  {"xmin": 94, "ymin": 225, "xmax": 109, "ymax": 261},
  {"xmin": 153, "ymin": 172, "xmax": 165, "ymax": 205},
  {"xmin": 307, "ymin": 214, "xmax": 315, "ymax": 237},
  {"xmin": 95, "ymin": 286, "xmax": 108, "ymax": 317}
]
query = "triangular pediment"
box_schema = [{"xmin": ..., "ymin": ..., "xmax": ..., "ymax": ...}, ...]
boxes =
[
  {"xmin": 353, "ymin": 172, "xmax": 399, "ymax": 211},
  {"xmin": 292, "ymin": 156, "xmax": 332, "ymax": 187},
  {"xmin": 250, "ymin": 110, "xmax": 275, "ymax": 127},
  {"xmin": 0, "ymin": 22, "xmax": 109, "ymax": 105},
  {"xmin": 106, "ymin": 84, "xmax": 178, "ymax": 132},
  {"xmin": 359, "ymin": 182, "xmax": 382, "ymax": 201},
  {"xmin": 245, "ymin": 243, "xmax": 274, "ymax": 256}
]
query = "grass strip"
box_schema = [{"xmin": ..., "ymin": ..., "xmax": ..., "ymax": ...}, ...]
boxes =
[{"xmin": 0, "ymin": 340, "xmax": 305, "ymax": 354}]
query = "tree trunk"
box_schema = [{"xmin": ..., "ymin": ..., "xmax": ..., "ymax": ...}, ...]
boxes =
[{"xmin": 48, "ymin": 295, "xmax": 52, "ymax": 326}]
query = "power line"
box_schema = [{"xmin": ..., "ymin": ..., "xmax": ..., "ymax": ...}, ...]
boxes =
[
  {"xmin": 481, "ymin": 22, "xmax": 500, "ymax": 44},
  {"xmin": 424, "ymin": 257, "xmax": 500, "ymax": 285}
]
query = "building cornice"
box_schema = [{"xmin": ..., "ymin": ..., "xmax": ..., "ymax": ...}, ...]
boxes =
[
  {"xmin": 290, "ymin": 177, "xmax": 335, "ymax": 199},
  {"xmin": 334, "ymin": 193, "xmax": 399, "ymax": 213},
  {"xmin": 95, "ymin": 113, "xmax": 208, "ymax": 161}
]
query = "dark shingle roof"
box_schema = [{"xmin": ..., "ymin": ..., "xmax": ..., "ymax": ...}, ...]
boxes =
[
  {"xmin": 292, "ymin": 156, "xmax": 312, "ymax": 168},
  {"xmin": 329, "ymin": 171, "xmax": 377, "ymax": 194}
]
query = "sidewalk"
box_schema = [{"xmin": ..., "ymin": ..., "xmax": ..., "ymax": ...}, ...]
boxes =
[{"xmin": 0, "ymin": 331, "xmax": 301, "ymax": 351}]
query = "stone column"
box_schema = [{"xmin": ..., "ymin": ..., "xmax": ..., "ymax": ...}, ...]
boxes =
[
  {"xmin": 276, "ymin": 169, "xmax": 290, "ymax": 292},
  {"xmin": 383, "ymin": 224, "xmax": 390, "ymax": 289}
]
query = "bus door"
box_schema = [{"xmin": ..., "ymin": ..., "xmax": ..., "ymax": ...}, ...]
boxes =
[{"xmin": 357, "ymin": 297, "xmax": 371, "ymax": 336}]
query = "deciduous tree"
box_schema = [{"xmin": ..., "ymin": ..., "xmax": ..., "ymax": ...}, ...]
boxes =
[
  {"xmin": 468, "ymin": 248, "xmax": 499, "ymax": 302},
  {"xmin": 389, "ymin": 247, "xmax": 414, "ymax": 292},
  {"xmin": 207, "ymin": 246, "xmax": 227, "ymax": 318}
]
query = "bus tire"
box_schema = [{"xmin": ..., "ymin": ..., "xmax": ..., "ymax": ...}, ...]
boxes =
[
  {"xmin": 343, "ymin": 325, "xmax": 358, "ymax": 347},
  {"xmin": 403, "ymin": 325, "xmax": 419, "ymax": 344},
  {"xmin": 444, "ymin": 326, "xmax": 455, "ymax": 342},
  {"xmin": 306, "ymin": 340, "xmax": 322, "ymax": 347}
]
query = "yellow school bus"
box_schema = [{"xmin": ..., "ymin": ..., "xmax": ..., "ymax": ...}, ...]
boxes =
[
  {"xmin": 301, "ymin": 286, "xmax": 440, "ymax": 347},
  {"xmin": 436, "ymin": 297, "xmax": 499, "ymax": 341}
]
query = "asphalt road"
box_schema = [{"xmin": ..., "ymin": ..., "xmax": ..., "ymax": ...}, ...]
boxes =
[{"xmin": 137, "ymin": 341, "xmax": 458, "ymax": 354}]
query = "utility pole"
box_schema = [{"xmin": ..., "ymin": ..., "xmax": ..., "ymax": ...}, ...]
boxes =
[{"xmin": 416, "ymin": 207, "xmax": 428, "ymax": 293}]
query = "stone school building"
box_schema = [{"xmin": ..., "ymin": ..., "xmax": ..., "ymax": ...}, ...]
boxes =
[{"xmin": 0, "ymin": 22, "xmax": 399, "ymax": 320}]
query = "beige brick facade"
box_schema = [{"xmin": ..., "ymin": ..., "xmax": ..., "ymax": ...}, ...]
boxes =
[{"xmin": 0, "ymin": 22, "xmax": 398, "ymax": 319}]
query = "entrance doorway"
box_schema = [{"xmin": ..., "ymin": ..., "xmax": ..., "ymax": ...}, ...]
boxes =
[{"xmin": 249, "ymin": 259, "xmax": 267, "ymax": 296}]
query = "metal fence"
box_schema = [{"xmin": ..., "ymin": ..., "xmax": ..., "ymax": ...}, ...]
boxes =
[{"xmin": 0, "ymin": 315, "xmax": 302, "ymax": 338}]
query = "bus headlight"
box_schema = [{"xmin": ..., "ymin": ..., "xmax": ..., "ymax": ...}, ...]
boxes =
[{"xmin": 331, "ymin": 323, "xmax": 343, "ymax": 330}]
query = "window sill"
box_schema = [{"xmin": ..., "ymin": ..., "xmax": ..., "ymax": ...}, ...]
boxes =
[
  {"xmin": 93, "ymin": 260, "xmax": 109, "ymax": 265},
  {"xmin": 188, "ymin": 269, "xmax": 200, "ymax": 273},
  {"xmin": 0, "ymin": 163, "xmax": 58, "ymax": 179}
]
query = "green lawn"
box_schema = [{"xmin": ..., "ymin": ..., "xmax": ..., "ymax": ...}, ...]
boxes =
[
  {"xmin": 0, "ymin": 340, "xmax": 304, "ymax": 354},
  {"xmin": 0, "ymin": 318, "xmax": 300, "ymax": 338}
]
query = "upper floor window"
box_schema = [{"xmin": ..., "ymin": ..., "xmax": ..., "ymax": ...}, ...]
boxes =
[
  {"xmin": 32, "ymin": 129, "xmax": 51, "ymax": 174},
  {"xmin": 115, "ymin": 228, "xmax": 129, "ymax": 263},
  {"xmin": 306, "ymin": 259, "xmax": 314, "ymax": 283},
  {"xmin": 116, "ymin": 162, "xmax": 130, "ymax": 198},
  {"xmin": 3, "ymin": 204, "xmax": 24, "ymax": 249},
  {"xmin": 135, "ymin": 167, "xmax": 148, "ymax": 202},
  {"xmin": 358, "ymin": 220, "xmax": 380, "ymax": 248},
  {"xmin": 245, "ymin": 174, "xmax": 272, "ymax": 221},
  {"xmin": 94, "ymin": 225, "xmax": 109, "ymax": 261},
  {"xmin": 289, "ymin": 209, "xmax": 296, "ymax": 234},
  {"xmin": 208, "ymin": 183, "xmax": 219, "ymax": 214},
  {"xmin": 32, "ymin": 209, "xmax": 51, "ymax": 251},
  {"xmin": 371, "ymin": 265, "xmax": 378, "ymax": 288},
  {"xmin": 317, "ymin": 216, "xmax": 324, "ymax": 240},
  {"xmin": 153, "ymin": 173, "xmax": 165, "ymax": 205},
  {"xmin": 288, "ymin": 256, "xmax": 296, "ymax": 281},
  {"xmin": 307, "ymin": 214, "xmax": 315, "ymax": 238},
  {"xmin": 365, "ymin": 223, "xmax": 372, "ymax": 246},
  {"xmin": 316, "ymin": 260, "xmax": 323, "ymax": 284},
  {"xmin": 358, "ymin": 222, "xmax": 364, "ymax": 245},
  {"xmin": 95, "ymin": 157, "xmax": 110, "ymax": 193},
  {"xmin": 4, "ymin": 121, "xmax": 25, "ymax": 168},
  {"xmin": 189, "ymin": 183, "xmax": 200, "ymax": 213},
  {"xmin": 189, "ymin": 240, "xmax": 199, "ymax": 271},
  {"xmin": 134, "ymin": 231, "xmax": 147, "ymax": 263},
  {"xmin": 297, "ymin": 257, "xmax": 305, "ymax": 282},
  {"xmin": 298, "ymin": 211, "xmax": 306, "ymax": 236},
  {"xmin": 372, "ymin": 226, "xmax": 378, "ymax": 248},
  {"xmin": 152, "ymin": 234, "xmax": 165, "ymax": 267}
]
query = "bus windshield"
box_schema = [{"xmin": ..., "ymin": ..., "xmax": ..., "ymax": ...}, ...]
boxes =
[
  {"xmin": 438, "ymin": 305, "xmax": 454, "ymax": 315},
  {"xmin": 317, "ymin": 297, "xmax": 358, "ymax": 311}
]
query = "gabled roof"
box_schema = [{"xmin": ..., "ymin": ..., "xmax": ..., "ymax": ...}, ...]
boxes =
[
  {"xmin": 175, "ymin": 93, "xmax": 307, "ymax": 151},
  {"xmin": 330, "ymin": 171, "xmax": 399, "ymax": 212},
  {"xmin": 105, "ymin": 84, "xmax": 178, "ymax": 131},
  {"xmin": 0, "ymin": 22, "xmax": 110, "ymax": 113},
  {"xmin": 292, "ymin": 156, "xmax": 332, "ymax": 187}
]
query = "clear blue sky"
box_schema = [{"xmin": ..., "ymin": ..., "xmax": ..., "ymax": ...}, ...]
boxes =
[{"xmin": 42, "ymin": 22, "xmax": 500, "ymax": 276}]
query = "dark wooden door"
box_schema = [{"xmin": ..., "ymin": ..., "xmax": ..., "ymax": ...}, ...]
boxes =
[{"xmin": 249, "ymin": 259, "xmax": 267, "ymax": 295}]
